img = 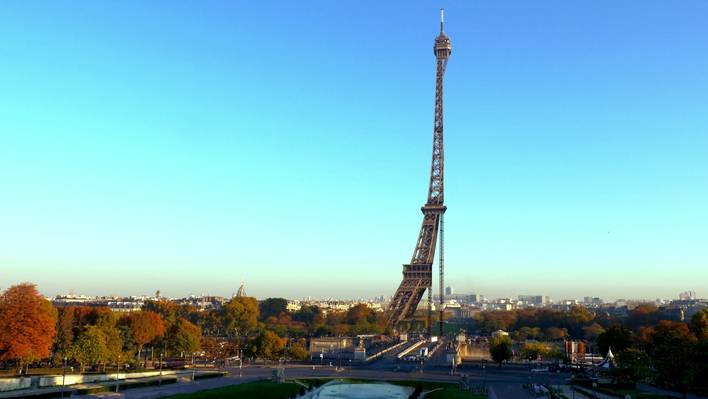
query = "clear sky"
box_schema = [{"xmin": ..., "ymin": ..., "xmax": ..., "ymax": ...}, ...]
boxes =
[{"xmin": 1, "ymin": 1, "xmax": 707, "ymax": 301}]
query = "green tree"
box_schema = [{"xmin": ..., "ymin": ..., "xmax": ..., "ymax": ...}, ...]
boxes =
[
  {"xmin": 248, "ymin": 330, "xmax": 285, "ymax": 361},
  {"xmin": 287, "ymin": 339, "xmax": 309, "ymax": 360},
  {"xmin": 293, "ymin": 305, "xmax": 325, "ymax": 333},
  {"xmin": 690, "ymin": 309, "xmax": 708, "ymax": 339},
  {"xmin": 520, "ymin": 342, "xmax": 549, "ymax": 361},
  {"xmin": 53, "ymin": 306, "xmax": 75, "ymax": 363},
  {"xmin": 71, "ymin": 326, "xmax": 108, "ymax": 372},
  {"xmin": 616, "ymin": 348, "xmax": 652, "ymax": 383},
  {"xmin": 489, "ymin": 335, "xmax": 513, "ymax": 366},
  {"xmin": 94, "ymin": 311, "xmax": 122, "ymax": 366},
  {"xmin": 259, "ymin": 298, "xmax": 288, "ymax": 321},
  {"xmin": 564, "ymin": 306, "xmax": 595, "ymax": 337},
  {"xmin": 690, "ymin": 339, "xmax": 708, "ymax": 392},
  {"xmin": 167, "ymin": 318, "xmax": 201, "ymax": 357},
  {"xmin": 647, "ymin": 321, "xmax": 696, "ymax": 396},
  {"xmin": 597, "ymin": 325, "xmax": 633, "ymax": 355},
  {"xmin": 221, "ymin": 297, "xmax": 259, "ymax": 337}
]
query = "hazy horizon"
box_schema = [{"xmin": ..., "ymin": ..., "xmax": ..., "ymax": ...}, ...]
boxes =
[{"xmin": 2, "ymin": 2, "xmax": 707, "ymax": 301}]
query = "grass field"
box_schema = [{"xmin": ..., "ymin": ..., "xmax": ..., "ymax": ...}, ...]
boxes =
[{"xmin": 162, "ymin": 381, "xmax": 301, "ymax": 399}]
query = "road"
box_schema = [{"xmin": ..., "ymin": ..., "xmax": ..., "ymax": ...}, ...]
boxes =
[{"xmin": 74, "ymin": 362, "xmax": 572, "ymax": 399}]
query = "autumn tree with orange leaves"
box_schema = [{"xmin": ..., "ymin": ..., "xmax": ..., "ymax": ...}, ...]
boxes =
[
  {"xmin": 0, "ymin": 284, "xmax": 57, "ymax": 373},
  {"xmin": 125, "ymin": 311, "xmax": 165, "ymax": 365}
]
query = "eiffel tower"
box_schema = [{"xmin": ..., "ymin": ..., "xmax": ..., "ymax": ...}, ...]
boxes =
[{"xmin": 387, "ymin": 9, "xmax": 451, "ymax": 336}]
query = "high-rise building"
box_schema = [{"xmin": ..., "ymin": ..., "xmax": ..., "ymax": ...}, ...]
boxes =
[
  {"xmin": 466, "ymin": 294, "xmax": 480, "ymax": 304},
  {"xmin": 445, "ymin": 286, "xmax": 454, "ymax": 296},
  {"xmin": 518, "ymin": 295, "xmax": 545, "ymax": 306}
]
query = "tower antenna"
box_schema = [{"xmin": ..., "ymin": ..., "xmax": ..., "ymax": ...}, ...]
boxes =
[{"xmin": 440, "ymin": 8, "xmax": 444, "ymax": 32}]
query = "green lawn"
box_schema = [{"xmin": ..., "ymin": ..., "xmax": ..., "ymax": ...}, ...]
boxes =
[{"xmin": 162, "ymin": 381, "xmax": 301, "ymax": 399}]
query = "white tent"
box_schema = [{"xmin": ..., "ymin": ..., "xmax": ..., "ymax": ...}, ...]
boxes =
[{"xmin": 596, "ymin": 347, "xmax": 616, "ymax": 369}]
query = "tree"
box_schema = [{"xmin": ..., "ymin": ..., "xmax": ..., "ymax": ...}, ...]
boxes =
[
  {"xmin": 616, "ymin": 348, "xmax": 652, "ymax": 383},
  {"xmin": 474, "ymin": 311, "xmax": 517, "ymax": 334},
  {"xmin": 71, "ymin": 326, "xmax": 108, "ymax": 372},
  {"xmin": 512, "ymin": 326, "xmax": 541, "ymax": 341},
  {"xmin": 582, "ymin": 323, "xmax": 605, "ymax": 342},
  {"xmin": 143, "ymin": 300, "xmax": 179, "ymax": 325},
  {"xmin": 565, "ymin": 306, "xmax": 595, "ymax": 337},
  {"xmin": 259, "ymin": 298, "xmax": 288, "ymax": 321},
  {"xmin": 53, "ymin": 306, "xmax": 76, "ymax": 363},
  {"xmin": 520, "ymin": 342, "xmax": 549, "ymax": 361},
  {"xmin": 690, "ymin": 339, "xmax": 708, "ymax": 393},
  {"xmin": 597, "ymin": 325, "xmax": 633, "ymax": 355},
  {"xmin": 248, "ymin": 330, "xmax": 285, "ymax": 361},
  {"xmin": 0, "ymin": 283, "xmax": 57, "ymax": 373},
  {"xmin": 126, "ymin": 311, "xmax": 165, "ymax": 363},
  {"xmin": 221, "ymin": 297, "xmax": 259, "ymax": 337},
  {"xmin": 167, "ymin": 318, "xmax": 201, "ymax": 357},
  {"xmin": 287, "ymin": 339, "xmax": 309, "ymax": 360},
  {"xmin": 345, "ymin": 304, "xmax": 374, "ymax": 324},
  {"xmin": 690, "ymin": 309, "xmax": 708, "ymax": 339},
  {"xmin": 627, "ymin": 305, "xmax": 660, "ymax": 331},
  {"xmin": 489, "ymin": 335, "xmax": 513, "ymax": 366},
  {"xmin": 94, "ymin": 310, "xmax": 123, "ymax": 366},
  {"xmin": 544, "ymin": 327, "xmax": 568, "ymax": 340},
  {"xmin": 293, "ymin": 305, "xmax": 325, "ymax": 333},
  {"xmin": 647, "ymin": 321, "xmax": 696, "ymax": 396}
]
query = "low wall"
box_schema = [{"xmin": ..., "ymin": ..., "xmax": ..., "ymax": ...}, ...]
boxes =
[
  {"xmin": 39, "ymin": 370, "xmax": 181, "ymax": 387},
  {"xmin": 396, "ymin": 340, "xmax": 426, "ymax": 359},
  {"xmin": 365, "ymin": 340, "xmax": 408, "ymax": 362},
  {"xmin": 0, "ymin": 378, "xmax": 31, "ymax": 392},
  {"xmin": 0, "ymin": 370, "xmax": 185, "ymax": 392}
]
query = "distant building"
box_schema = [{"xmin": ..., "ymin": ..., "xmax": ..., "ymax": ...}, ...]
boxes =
[
  {"xmin": 583, "ymin": 297, "xmax": 603, "ymax": 306},
  {"xmin": 451, "ymin": 305, "xmax": 481, "ymax": 319},
  {"xmin": 445, "ymin": 286, "xmax": 454, "ymax": 296},
  {"xmin": 466, "ymin": 294, "xmax": 483, "ymax": 304},
  {"xmin": 679, "ymin": 291, "xmax": 697, "ymax": 301},
  {"xmin": 518, "ymin": 295, "xmax": 546, "ymax": 306},
  {"xmin": 309, "ymin": 337, "xmax": 352, "ymax": 355}
]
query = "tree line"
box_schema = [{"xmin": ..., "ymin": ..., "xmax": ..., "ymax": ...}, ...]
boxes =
[
  {"xmin": 480, "ymin": 304, "xmax": 708, "ymax": 395},
  {"xmin": 0, "ymin": 283, "xmax": 387, "ymax": 374}
]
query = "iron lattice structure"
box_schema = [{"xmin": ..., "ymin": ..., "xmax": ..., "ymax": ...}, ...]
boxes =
[{"xmin": 387, "ymin": 10, "xmax": 451, "ymax": 332}]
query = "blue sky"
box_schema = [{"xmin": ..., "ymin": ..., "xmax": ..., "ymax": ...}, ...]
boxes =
[{"xmin": 1, "ymin": 1, "xmax": 706, "ymax": 300}]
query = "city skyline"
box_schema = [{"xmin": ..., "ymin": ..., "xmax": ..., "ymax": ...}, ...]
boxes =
[
  {"xmin": 14, "ymin": 283, "xmax": 706, "ymax": 304},
  {"xmin": 2, "ymin": 1, "xmax": 708, "ymax": 300}
]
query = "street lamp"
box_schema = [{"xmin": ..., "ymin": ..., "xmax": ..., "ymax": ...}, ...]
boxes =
[
  {"xmin": 158, "ymin": 353, "xmax": 164, "ymax": 386},
  {"xmin": 60, "ymin": 357, "xmax": 67, "ymax": 398},
  {"xmin": 115, "ymin": 355, "xmax": 121, "ymax": 393}
]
